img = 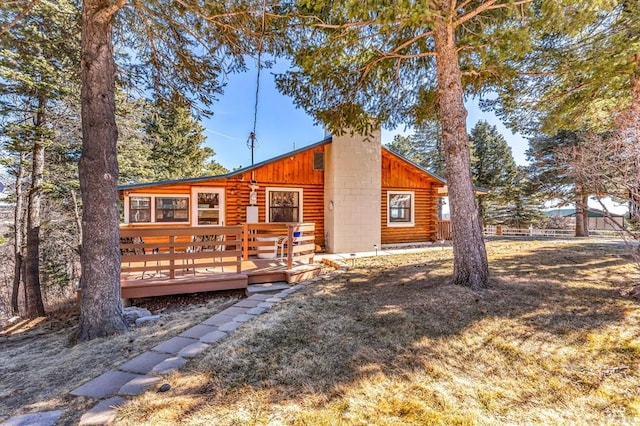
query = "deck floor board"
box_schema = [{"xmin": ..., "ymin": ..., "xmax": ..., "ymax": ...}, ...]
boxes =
[{"xmin": 120, "ymin": 258, "xmax": 321, "ymax": 299}]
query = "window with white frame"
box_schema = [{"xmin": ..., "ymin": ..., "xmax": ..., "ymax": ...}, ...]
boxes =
[
  {"xmin": 129, "ymin": 196, "xmax": 152, "ymax": 223},
  {"xmin": 387, "ymin": 191, "xmax": 414, "ymax": 226},
  {"xmin": 192, "ymin": 188, "xmax": 224, "ymax": 226},
  {"xmin": 125, "ymin": 195, "xmax": 189, "ymax": 224},
  {"xmin": 266, "ymin": 188, "xmax": 302, "ymax": 223}
]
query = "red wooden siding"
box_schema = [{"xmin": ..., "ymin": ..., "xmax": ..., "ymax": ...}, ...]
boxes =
[
  {"xmin": 121, "ymin": 146, "xmax": 327, "ymax": 248},
  {"xmin": 225, "ymin": 147, "xmax": 325, "ymax": 247},
  {"xmin": 120, "ymin": 144, "xmax": 445, "ymax": 249},
  {"xmin": 381, "ymin": 149, "xmax": 443, "ymax": 244}
]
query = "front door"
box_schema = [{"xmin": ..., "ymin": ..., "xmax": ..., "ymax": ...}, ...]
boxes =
[{"xmin": 191, "ymin": 187, "xmax": 225, "ymax": 226}]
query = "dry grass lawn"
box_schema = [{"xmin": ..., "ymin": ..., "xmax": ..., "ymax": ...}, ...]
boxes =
[
  {"xmin": 0, "ymin": 293, "xmax": 241, "ymax": 422},
  {"xmin": 115, "ymin": 239, "xmax": 640, "ymax": 425}
]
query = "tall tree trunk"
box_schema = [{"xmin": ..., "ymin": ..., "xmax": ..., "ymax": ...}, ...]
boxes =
[
  {"xmin": 77, "ymin": 0, "xmax": 127, "ymax": 340},
  {"xmin": 11, "ymin": 151, "xmax": 28, "ymax": 316},
  {"xmin": 582, "ymin": 193, "xmax": 590, "ymax": 236},
  {"xmin": 575, "ymin": 184, "xmax": 589, "ymax": 237},
  {"xmin": 71, "ymin": 189, "xmax": 83, "ymax": 285},
  {"xmin": 24, "ymin": 95, "xmax": 47, "ymax": 318},
  {"xmin": 621, "ymin": 60, "xmax": 640, "ymax": 226},
  {"xmin": 11, "ymin": 241, "xmax": 24, "ymax": 316},
  {"xmin": 433, "ymin": 18, "xmax": 489, "ymax": 290}
]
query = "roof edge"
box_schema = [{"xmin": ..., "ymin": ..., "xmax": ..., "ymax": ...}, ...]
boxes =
[
  {"xmin": 118, "ymin": 136, "xmax": 332, "ymax": 191},
  {"xmin": 381, "ymin": 145, "xmax": 447, "ymax": 184}
]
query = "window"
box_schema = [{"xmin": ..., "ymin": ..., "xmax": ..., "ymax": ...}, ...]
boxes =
[
  {"xmin": 129, "ymin": 196, "xmax": 151, "ymax": 223},
  {"xmin": 155, "ymin": 197, "xmax": 189, "ymax": 222},
  {"xmin": 387, "ymin": 191, "xmax": 414, "ymax": 227},
  {"xmin": 313, "ymin": 151, "xmax": 324, "ymax": 171},
  {"xmin": 125, "ymin": 194, "xmax": 189, "ymax": 224},
  {"xmin": 192, "ymin": 188, "xmax": 224, "ymax": 225},
  {"xmin": 267, "ymin": 188, "xmax": 302, "ymax": 223}
]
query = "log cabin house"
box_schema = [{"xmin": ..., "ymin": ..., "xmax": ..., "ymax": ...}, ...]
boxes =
[{"xmin": 118, "ymin": 129, "xmax": 448, "ymax": 254}]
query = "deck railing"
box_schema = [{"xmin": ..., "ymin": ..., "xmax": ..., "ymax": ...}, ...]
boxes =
[
  {"xmin": 119, "ymin": 223, "xmax": 316, "ymax": 279},
  {"xmin": 119, "ymin": 226, "xmax": 243, "ymax": 279},
  {"xmin": 242, "ymin": 222, "xmax": 316, "ymax": 269}
]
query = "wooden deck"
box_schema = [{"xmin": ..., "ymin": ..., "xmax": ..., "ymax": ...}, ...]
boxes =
[{"xmin": 119, "ymin": 224, "xmax": 319, "ymax": 299}]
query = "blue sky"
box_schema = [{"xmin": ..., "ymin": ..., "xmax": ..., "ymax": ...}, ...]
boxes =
[
  {"xmin": 202, "ymin": 65, "xmax": 628, "ymax": 215},
  {"xmin": 203, "ymin": 60, "xmax": 529, "ymax": 170}
]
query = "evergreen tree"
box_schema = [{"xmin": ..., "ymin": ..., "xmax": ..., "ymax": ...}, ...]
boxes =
[
  {"xmin": 0, "ymin": 127, "xmax": 28, "ymax": 315},
  {"xmin": 2, "ymin": 1, "xmax": 235, "ymax": 326},
  {"xmin": 527, "ymin": 130, "xmax": 591, "ymax": 236},
  {"xmin": 117, "ymin": 96, "xmax": 156, "ymax": 185},
  {"xmin": 485, "ymin": 166, "xmax": 545, "ymax": 227},
  {"xmin": 386, "ymin": 135, "xmax": 414, "ymax": 161},
  {"xmin": 469, "ymin": 120, "xmax": 517, "ymax": 224},
  {"xmin": 76, "ymin": 0, "xmax": 254, "ymax": 340},
  {"xmin": 0, "ymin": 0, "xmax": 80, "ymax": 318},
  {"xmin": 487, "ymin": 2, "xmax": 638, "ymax": 235},
  {"xmin": 412, "ymin": 122, "xmax": 445, "ymax": 177},
  {"xmin": 276, "ymin": 1, "xmax": 611, "ymax": 289},
  {"xmin": 144, "ymin": 92, "xmax": 227, "ymax": 180},
  {"xmin": 387, "ymin": 120, "xmax": 445, "ymax": 177},
  {"xmin": 42, "ymin": 100, "xmax": 85, "ymax": 296},
  {"xmin": 491, "ymin": 1, "xmax": 639, "ymax": 135}
]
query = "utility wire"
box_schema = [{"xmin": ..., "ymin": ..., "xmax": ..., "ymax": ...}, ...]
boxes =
[{"xmin": 248, "ymin": 0, "xmax": 267, "ymax": 166}]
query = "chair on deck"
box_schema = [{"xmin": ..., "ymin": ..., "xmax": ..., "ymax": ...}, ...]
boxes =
[
  {"xmin": 120, "ymin": 236, "xmax": 149, "ymax": 278},
  {"xmin": 277, "ymin": 231, "xmax": 302, "ymax": 260},
  {"xmin": 192, "ymin": 234, "xmax": 226, "ymax": 273}
]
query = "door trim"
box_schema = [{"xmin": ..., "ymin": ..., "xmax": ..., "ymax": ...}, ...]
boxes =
[{"xmin": 191, "ymin": 187, "xmax": 225, "ymax": 226}]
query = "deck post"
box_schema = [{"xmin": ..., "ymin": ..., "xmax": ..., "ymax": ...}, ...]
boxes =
[
  {"xmin": 236, "ymin": 229, "xmax": 242, "ymax": 273},
  {"xmin": 287, "ymin": 225, "xmax": 294, "ymax": 270},
  {"xmin": 243, "ymin": 223, "xmax": 249, "ymax": 261},
  {"xmin": 169, "ymin": 235, "xmax": 175, "ymax": 279}
]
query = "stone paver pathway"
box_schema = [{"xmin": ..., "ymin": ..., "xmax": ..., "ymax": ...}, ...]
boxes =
[
  {"xmin": 1, "ymin": 410, "xmax": 64, "ymax": 426},
  {"xmin": 1, "ymin": 278, "xmax": 324, "ymax": 426}
]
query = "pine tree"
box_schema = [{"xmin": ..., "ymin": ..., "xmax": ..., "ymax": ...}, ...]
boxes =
[
  {"xmin": 0, "ymin": 0, "xmax": 80, "ymax": 318},
  {"xmin": 485, "ymin": 166, "xmax": 545, "ymax": 227},
  {"xmin": 145, "ymin": 92, "xmax": 227, "ymax": 180},
  {"xmin": 76, "ymin": 0, "xmax": 254, "ymax": 340},
  {"xmin": 385, "ymin": 120, "xmax": 444, "ymax": 176},
  {"xmin": 491, "ymin": 1, "xmax": 638, "ymax": 135},
  {"xmin": 527, "ymin": 130, "xmax": 591, "ymax": 236},
  {"xmin": 0, "ymin": 129, "xmax": 28, "ymax": 315},
  {"xmin": 116, "ymin": 96, "xmax": 156, "ymax": 185},
  {"xmin": 469, "ymin": 120, "xmax": 517, "ymax": 224},
  {"xmin": 3, "ymin": 1, "xmax": 237, "ymax": 326},
  {"xmin": 276, "ymin": 2, "xmax": 609, "ymax": 288}
]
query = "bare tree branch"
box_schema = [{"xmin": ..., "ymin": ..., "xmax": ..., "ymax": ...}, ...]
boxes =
[
  {"xmin": 454, "ymin": 0, "xmax": 533, "ymax": 29},
  {"xmin": 0, "ymin": 0, "xmax": 41, "ymax": 37},
  {"xmin": 94, "ymin": 0, "xmax": 128, "ymax": 24}
]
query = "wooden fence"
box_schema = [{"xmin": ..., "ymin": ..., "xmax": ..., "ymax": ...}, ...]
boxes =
[
  {"xmin": 483, "ymin": 225, "xmax": 622, "ymax": 238},
  {"xmin": 436, "ymin": 220, "xmax": 452, "ymax": 240},
  {"xmin": 435, "ymin": 222, "xmax": 622, "ymax": 240}
]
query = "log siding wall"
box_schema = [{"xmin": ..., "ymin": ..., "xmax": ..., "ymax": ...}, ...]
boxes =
[
  {"xmin": 120, "ymin": 144, "xmax": 445, "ymax": 249},
  {"xmin": 381, "ymin": 150, "xmax": 443, "ymax": 244},
  {"xmin": 122, "ymin": 146, "xmax": 327, "ymax": 248}
]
